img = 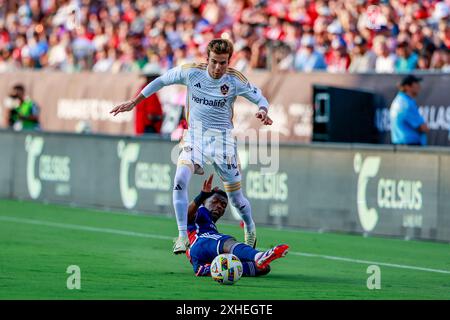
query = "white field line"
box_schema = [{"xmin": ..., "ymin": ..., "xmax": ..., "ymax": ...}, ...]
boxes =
[
  {"xmin": 1, "ymin": 215, "xmax": 449, "ymax": 275},
  {"xmin": 0, "ymin": 215, "xmax": 173, "ymax": 241},
  {"xmin": 291, "ymin": 252, "xmax": 450, "ymax": 275}
]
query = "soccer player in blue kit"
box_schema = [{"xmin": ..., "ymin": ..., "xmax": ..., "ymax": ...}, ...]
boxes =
[
  {"xmin": 185, "ymin": 174, "xmax": 289, "ymax": 277},
  {"xmin": 110, "ymin": 39, "xmax": 273, "ymax": 254}
]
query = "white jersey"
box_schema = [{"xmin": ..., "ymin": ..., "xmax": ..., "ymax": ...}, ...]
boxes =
[{"xmin": 141, "ymin": 62, "xmax": 269, "ymax": 132}]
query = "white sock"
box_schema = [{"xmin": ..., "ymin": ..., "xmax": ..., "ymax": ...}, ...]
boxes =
[
  {"xmin": 254, "ymin": 252, "xmax": 263, "ymax": 261},
  {"xmin": 173, "ymin": 165, "xmax": 193, "ymax": 238},
  {"xmin": 227, "ymin": 189, "xmax": 255, "ymax": 232}
]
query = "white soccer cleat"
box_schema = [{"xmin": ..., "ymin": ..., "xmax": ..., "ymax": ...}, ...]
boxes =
[
  {"xmin": 173, "ymin": 236, "xmax": 190, "ymax": 255},
  {"xmin": 244, "ymin": 230, "xmax": 257, "ymax": 248}
]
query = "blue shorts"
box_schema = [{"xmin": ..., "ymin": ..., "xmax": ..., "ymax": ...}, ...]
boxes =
[{"xmin": 189, "ymin": 234, "xmax": 234, "ymax": 272}]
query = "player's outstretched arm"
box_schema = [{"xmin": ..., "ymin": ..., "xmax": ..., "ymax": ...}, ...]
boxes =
[
  {"xmin": 187, "ymin": 174, "xmax": 215, "ymax": 223},
  {"xmin": 110, "ymin": 94, "xmax": 146, "ymax": 116},
  {"xmin": 110, "ymin": 65, "xmax": 188, "ymax": 117}
]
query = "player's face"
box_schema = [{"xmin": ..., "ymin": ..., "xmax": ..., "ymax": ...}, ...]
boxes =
[
  {"xmin": 207, "ymin": 52, "xmax": 230, "ymax": 79},
  {"xmin": 9, "ymin": 88, "xmax": 24, "ymax": 101},
  {"xmin": 410, "ymin": 82, "xmax": 421, "ymax": 97},
  {"xmin": 406, "ymin": 82, "xmax": 421, "ymax": 97},
  {"xmin": 205, "ymin": 194, "xmax": 228, "ymax": 222}
]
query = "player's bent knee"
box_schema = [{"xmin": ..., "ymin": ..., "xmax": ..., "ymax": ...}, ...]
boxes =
[
  {"xmin": 175, "ymin": 163, "xmax": 194, "ymax": 177},
  {"xmin": 222, "ymin": 238, "xmax": 238, "ymax": 253},
  {"xmin": 177, "ymin": 161, "xmax": 195, "ymax": 173}
]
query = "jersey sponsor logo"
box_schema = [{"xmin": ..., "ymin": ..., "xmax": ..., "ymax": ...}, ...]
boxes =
[
  {"xmin": 220, "ymin": 84, "xmax": 229, "ymax": 95},
  {"xmin": 191, "ymin": 94, "xmax": 226, "ymax": 108},
  {"xmin": 194, "ymin": 82, "xmax": 201, "ymax": 88}
]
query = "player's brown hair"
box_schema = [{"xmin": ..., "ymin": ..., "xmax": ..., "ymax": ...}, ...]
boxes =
[{"xmin": 207, "ymin": 39, "xmax": 234, "ymax": 60}]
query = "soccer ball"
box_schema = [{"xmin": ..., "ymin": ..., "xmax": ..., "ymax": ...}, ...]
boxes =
[{"xmin": 210, "ymin": 254, "xmax": 243, "ymax": 285}]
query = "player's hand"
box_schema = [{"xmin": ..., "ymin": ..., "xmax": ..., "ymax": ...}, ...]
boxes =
[
  {"xmin": 255, "ymin": 109, "xmax": 273, "ymax": 126},
  {"xmin": 262, "ymin": 114, "xmax": 273, "ymax": 125},
  {"xmin": 202, "ymin": 174, "xmax": 214, "ymax": 193},
  {"xmin": 110, "ymin": 100, "xmax": 136, "ymax": 116}
]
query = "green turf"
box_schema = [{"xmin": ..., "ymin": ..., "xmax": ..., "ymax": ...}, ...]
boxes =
[{"xmin": 0, "ymin": 199, "xmax": 449, "ymax": 300}]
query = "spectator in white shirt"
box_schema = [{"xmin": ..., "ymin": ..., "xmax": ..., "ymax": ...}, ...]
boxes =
[
  {"xmin": 374, "ymin": 39, "xmax": 396, "ymax": 73},
  {"xmin": 92, "ymin": 49, "xmax": 113, "ymax": 73},
  {"xmin": 348, "ymin": 36, "xmax": 376, "ymax": 73}
]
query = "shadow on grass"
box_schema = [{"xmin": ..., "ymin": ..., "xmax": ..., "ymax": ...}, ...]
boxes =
[{"xmin": 246, "ymin": 272, "xmax": 362, "ymax": 286}]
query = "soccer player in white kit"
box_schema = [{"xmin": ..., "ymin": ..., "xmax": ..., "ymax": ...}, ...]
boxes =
[{"xmin": 110, "ymin": 39, "xmax": 273, "ymax": 254}]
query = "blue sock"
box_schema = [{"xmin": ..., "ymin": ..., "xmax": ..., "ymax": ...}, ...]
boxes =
[{"xmin": 231, "ymin": 243, "xmax": 259, "ymax": 262}]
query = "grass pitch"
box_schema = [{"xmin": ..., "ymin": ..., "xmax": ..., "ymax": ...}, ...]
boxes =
[{"xmin": 0, "ymin": 199, "xmax": 449, "ymax": 300}]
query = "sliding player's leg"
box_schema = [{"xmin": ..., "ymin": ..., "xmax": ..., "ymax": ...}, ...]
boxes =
[
  {"xmin": 222, "ymin": 238, "xmax": 288, "ymax": 273},
  {"xmin": 223, "ymin": 238, "xmax": 270, "ymax": 276}
]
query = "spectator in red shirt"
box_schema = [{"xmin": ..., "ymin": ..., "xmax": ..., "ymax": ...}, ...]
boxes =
[
  {"xmin": 326, "ymin": 38, "xmax": 351, "ymax": 73},
  {"xmin": 1, "ymin": 0, "xmax": 449, "ymax": 73},
  {"xmin": 135, "ymin": 63, "xmax": 164, "ymax": 135}
]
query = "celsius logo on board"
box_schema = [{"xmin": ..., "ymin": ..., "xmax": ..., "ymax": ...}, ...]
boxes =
[
  {"xmin": 117, "ymin": 141, "xmax": 171, "ymax": 209},
  {"xmin": 229, "ymin": 147, "xmax": 289, "ymax": 222},
  {"xmin": 25, "ymin": 135, "xmax": 71, "ymax": 199},
  {"xmin": 353, "ymin": 153, "xmax": 381, "ymax": 232},
  {"xmin": 353, "ymin": 153, "xmax": 423, "ymax": 232}
]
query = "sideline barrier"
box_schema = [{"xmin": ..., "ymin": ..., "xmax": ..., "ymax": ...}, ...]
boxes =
[
  {"xmin": 0, "ymin": 71, "xmax": 449, "ymax": 145},
  {"xmin": 1, "ymin": 130, "xmax": 449, "ymax": 242}
]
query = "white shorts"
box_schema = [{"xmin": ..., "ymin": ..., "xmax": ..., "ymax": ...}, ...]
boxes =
[{"xmin": 178, "ymin": 131, "xmax": 242, "ymax": 192}]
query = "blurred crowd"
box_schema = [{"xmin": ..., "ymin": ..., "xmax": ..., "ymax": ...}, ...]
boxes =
[{"xmin": 0, "ymin": 0, "xmax": 449, "ymax": 74}]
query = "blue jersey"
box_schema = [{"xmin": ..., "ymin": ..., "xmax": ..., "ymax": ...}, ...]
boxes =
[
  {"xmin": 390, "ymin": 92, "xmax": 426, "ymax": 145},
  {"xmin": 186, "ymin": 206, "xmax": 269, "ymax": 277},
  {"xmin": 187, "ymin": 206, "xmax": 221, "ymax": 245},
  {"xmin": 187, "ymin": 206, "xmax": 233, "ymax": 274}
]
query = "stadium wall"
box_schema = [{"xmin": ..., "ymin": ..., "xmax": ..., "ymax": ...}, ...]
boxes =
[
  {"xmin": 1, "ymin": 130, "xmax": 449, "ymax": 242},
  {"xmin": 0, "ymin": 71, "xmax": 449, "ymax": 145}
]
